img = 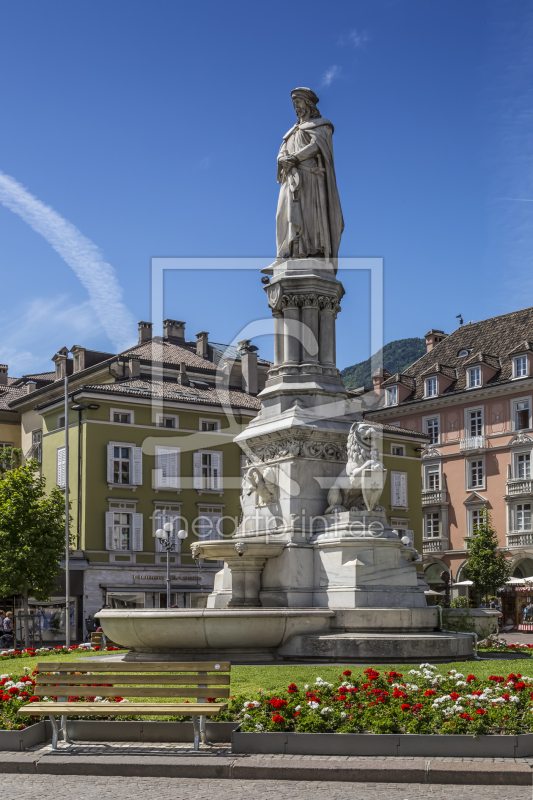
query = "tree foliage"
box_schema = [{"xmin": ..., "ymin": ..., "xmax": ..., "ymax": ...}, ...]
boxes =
[
  {"xmin": 341, "ymin": 337, "xmax": 426, "ymax": 389},
  {"xmin": 0, "ymin": 446, "xmax": 22, "ymax": 475},
  {"xmin": 463, "ymin": 508, "xmax": 512, "ymax": 599},
  {"xmin": 0, "ymin": 460, "xmax": 71, "ymax": 602}
]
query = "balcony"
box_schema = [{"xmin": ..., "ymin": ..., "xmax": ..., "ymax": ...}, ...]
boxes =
[
  {"xmin": 460, "ymin": 435, "xmax": 486, "ymax": 453},
  {"xmin": 423, "ymin": 538, "xmax": 444, "ymax": 554},
  {"xmin": 507, "ymin": 532, "xmax": 533, "ymax": 547},
  {"xmin": 422, "ymin": 489, "xmax": 447, "ymax": 506},
  {"xmin": 506, "ymin": 478, "xmax": 533, "ymax": 497}
]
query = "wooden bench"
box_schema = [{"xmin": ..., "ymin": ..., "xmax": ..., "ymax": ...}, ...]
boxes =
[{"xmin": 17, "ymin": 661, "xmax": 230, "ymax": 750}]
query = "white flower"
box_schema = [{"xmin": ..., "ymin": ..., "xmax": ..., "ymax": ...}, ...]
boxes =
[
  {"xmin": 449, "ymin": 670, "xmax": 457, "ymax": 675},
  {"xmin": 408, "ymin": 670, "xmax": 421, "ymax": 676},
  {"xmin": 454, "ymin": 673, "xmax": 465, "ymax": 679},
  {"xmin": 420, "ymin": 663, "xmax": 437, "ymax": 670},
  {"xmin": 405, "ymin": 684, "xmax": 419, "ymax": 691},
  {"xmin": 340, "ymin": 712, "xmax": 347, "ymax": 718},
  {"xmin": 94, "ymin": 696, "xmax": 103, "ymax": 701},
  {"xmin": 42, "ymin": 696, "xmax": 49, "ymax": 701},
  {"xmin": 320, "ymin": 707, "xmax": 332, "ymax": 715},
  {"xmin": 118, "ymin": 699, "xmax": 129, "ymax": 703},
  {"xmin": 243, "ymin": 700, "xmax": 260, "ymax": 709},
  {"xmin": 307, "ymin": 701, "xmax": 320, "ymax": 710},
  {"xmin": 295, "ymin": 705, "xmax": 301, "ymax": 711},
  {"xmin": 510, "ymin": 696, "xmax": 520, "ymax": 703},
  {"xmin": 23, "ymin": 667, "xmax": 31, "ymax": 672},
  {"xmin": 100, "ymin": 699, "xmax": 110, "ymax": 703},
  {"xmin": 255, "ymin": 724, "xmax": 264, "ymax": 731},
  {"xmin": 304, "ymin": 684, "xmax": 309, "ymax": 690},
  {"xmin": 0, "ymin": 675, "xmax": 8, "ymax": 680},
  {"xmin": 456, "ymin": 681, "xmax": 467, "ymax": 687},
  {"xmin": 243, "ymin": 713, "xmax": 251, "ymax": 719}
]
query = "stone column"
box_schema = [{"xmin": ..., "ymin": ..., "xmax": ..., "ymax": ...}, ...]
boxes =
[
  {"xmin": 319, "ymin": 301, "xmax": 337, "ymax": 367},
  {"xmin": 301, "ymin": 295, "xmax": 319, "ymax": 365},
  {"xmin": 283, "ymin": 296, "xmax": 301, "ymax": 364},
  {"xmin": 273, "ymin": 312, "xmax": 284, "ymax": 366}
]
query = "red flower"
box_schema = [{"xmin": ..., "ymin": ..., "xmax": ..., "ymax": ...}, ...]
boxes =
[
  {"xmin": 413, "ymin": 703, "xmax": 423, "ymax": 711},
  {"xmin": 489, "ymin": 676, "xmax": 505, "ymax": 683},
  {"xmin": 475, "ymin": 709, "xmax": 486, "ymax": 715},
  {"xmin": 272, "ymin": 714, "xmax": 284, "ymax": 724},
  {"xmin": 1, "ymin": 694, "xmax": 10, "ymax": 702},
  {"xmin": 342, "ymin": 670, "xmax": 352, "ymax": 677},
  {"xmin": 501, "ymin": 693, "xmax": 511, "ymax": 701},
  {"xmin": 269, "ymin": 698, "xmax": 288, "ymax": 709},
  {"xmin": 393, "ymin": 689, "xmax": 408, "ymax": 699},
  {"xmin": 287, "ymin": 684, "xmax": 298, "ymax": 694},
  {"xmin": 8, "ymin": 687, "xmax": 19, "ymax": 695},
  {"xmin": 28, "ymin": 697, "xmax": 39, "ymax": 703},
  {"xmin": 515, "ymin": 682, "xmax": 526, "ymax": 691},
  {"xmin": 449, "ymin": 692, "xmax": 460, "ymax": 701},
  {"xmin": 466, "ymin": 675, "xmax": 476, "ymax": 683},
  {"xmin": 400, "ymin": 703, "xmax": 410, "ymax": 711},
  {"xmin": 18, "ymin": 692, "xmax": 30, "ymax": 699},
  {"xmin": 424, "ymin": 690, "xmax": 437, "ymax": 697},
  {"xmin": 460, "ymin": 713, "xmax": 473, "ymax": 720},
  {"xmin": 471, "ymin": 690, "xmax": 483, "ymax": 697},
  {"xmin": 294, "ymin": 711, "xmax": 300, "ymax": 716},
  {"xmin": 206, "ymin": 698, "xmax": 216, "ymax": 703}
]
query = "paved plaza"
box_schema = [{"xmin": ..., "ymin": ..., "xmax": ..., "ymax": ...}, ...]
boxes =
[{"xmin": 0, "ymin": 775, "xmax": 530, "ymax": 799}]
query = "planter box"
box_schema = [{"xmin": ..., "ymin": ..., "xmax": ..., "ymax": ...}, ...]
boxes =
[
  {"xmin": 63, "ymin": 720, "xmax": 235, "ymax": 742},
  {"xmin": 446, "ymin": 609, "xmax": 500, "ymax": 638},
  {"xmin": 0, "ymin": 721, "xmax": 47, "ymax": 751},
  {"xmin": 232, "ymin": 729, "xmax": 533, "ymax": 758},
  {"xmin": 478, "ymin": 651, "xmax": 531, "ymax": 659}
]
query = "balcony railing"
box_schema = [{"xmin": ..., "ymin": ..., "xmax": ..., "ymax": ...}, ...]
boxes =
[
  {"xmin": 460, "ymin": 435, "xmax": 486, "ymax": 452},
  {"xmin": 422, "ymin": 539, "xmax": 443, "ymax": 553},
  {"xmin": 507, "ymin": 532, "xmax": 533, "ymax": 547},
  {"xmin": 422, "ymin": 489, "xmax": 447, "ymax": 506},
  {"xmin": 506, "ymin": 478, "xmax": 533, "ymax": 497}
]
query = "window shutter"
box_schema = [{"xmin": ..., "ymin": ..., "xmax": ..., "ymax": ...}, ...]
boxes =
[
  {"xmin": 132, "ymin": 513, "xmax": 143, "ymax": 551},
  {"xmin": 107, "ymin": 444, "xmax": 114, "ymax": 483},
  {"xmin": 392, "ymin": 473, "xmax": 407, "ymax": 507},
  {"xmin": 211, "ymin": 452, "xmax": 222, "ymax": 490},
  {"xmin": 155, "ymin": 447, "xmax": 169, "ymax": 489},
  {"xmin": 133, "ymin": 447, "xmax": 143, "ymax": 485},
  {"xmin": 57, "ymin": 447, "xmax": 65, "ymax": 487},
  {"xmin": 193, "ymin": 452, "xmax": 203, "ymax": 489},
  {"xmin": 400, "ymin": 473, "xmax": 407, "ymax": 506},
  {"xmin": 105, "ymin": 511, "xmax": 115, "ymax": 550},
  {"xmin": 168, "ymin": 447, "xmax": 180, "ymax": 489}
]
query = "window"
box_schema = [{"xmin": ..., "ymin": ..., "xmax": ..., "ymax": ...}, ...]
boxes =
[
  {"xmin": 468, "ymin": 367, "xmax": 481, "ymax": 388},
  {"xmin": 468, "ymin": 409, "xmax": 483, "ymax": 437},
  {"xmin": 425, "ymin": 465, "xmax": 440, "ymax": 490},
  {"xmin": 425, "ymin": 416, "xmax": 440, "ymax": 444},
  {"xmin": 391, "ymin": 444, "xmax": 405, "ymax": 456},
  {"xmin": 458, "ymin": 349, "xmax": 470, "ymax": 357},
  {"xmin": 514, "ymin": 400, "xmax": 531, "ymax": 431},
  {"xmin": 107, "ymin": 444, "xmax": 143, "ymax": 486},
  {"xmin": 391, "ymin": 472, "xmax": 408, "ymax": 507},
  {"xmin": 154, "ymin": 446, "xmax": 180, "ymax": 489},
  {"xmin": 105, "ymin": 510, "xmax": 143, "ymax": 551},
  {"xmin": 56, "ymin": 447, "xmax": 66, "ymax": 487},
  {"xmin": 58, "ymin": 415, "xmax": 65, "ymax": 429},
  {"xmin": 113, "ymin": 412, "xmax": 131, "ymax": 424},
  {"xmin": 156, "ymin": 414, "xmax": 178, "ymax": 429},
  {"xmin": 516, "ymin": 503, "xmax": 532, "ymax": 532},
  {"xmin": 516, "ymin": 453, "xmax": 531, "ymax": 479},
  {"xmin": 467, "ymin": 507, "xmax": 485, "ymax": 537},
  {"xmin": 425, "ymin": 512, "xmax": 440, "ymax": 537},
  {"xmin": 197, "ymin": 510, "xmax": 223, "ymax": 541},
  {"xmin": 193, "ymin": 451, "xmax": 222, "ymax": 490},
  {"xmin": 31, "ymin": 430, "xmax": 42, "ymax": 462},
  {"xmin": 386, "ymin": 386, "xmax": 398, "ymax": 406},
  {"xmin": 468, "ymin": 458, "xmax": 484, "ymax": 489},
  {"xmin": 514, "ymin": 356, "xmax": 528, "ymax": 378},
  {"xmin": 425, "ymin": 377, "xmax": 438, "ymax": 397},
  {"xmin": 200, "ymin": 419, "xmax": 221, "ymax": 432}
]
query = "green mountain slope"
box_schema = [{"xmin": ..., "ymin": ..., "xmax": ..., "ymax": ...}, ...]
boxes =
[{"xmin": 341, "ymin": 337, "xmax": 426, "ymax": 390}]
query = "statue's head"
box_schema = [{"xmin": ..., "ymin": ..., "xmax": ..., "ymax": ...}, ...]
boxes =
[{"xmin": 291, "ymin": 87, "xmax": 322, "ymax": 122}]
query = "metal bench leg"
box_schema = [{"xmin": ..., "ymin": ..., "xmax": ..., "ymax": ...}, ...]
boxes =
[
  {"xmin": 192, "ymin": 715, "xmax": 200, "ymax": 751},
  {"xmin": 49, "ymin": 715, "xmax": 59, "ymax": 749},
  {"xmin": 199, "ymin": 715, "xmax": 212, "ymax": 745},
  {"xmin": 61, "ymin": 715, "xmax": 72, "ymax": 745}
]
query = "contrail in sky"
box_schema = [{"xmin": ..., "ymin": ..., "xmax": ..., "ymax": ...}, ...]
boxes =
[{"xmin": 0, "ymin": 169, "xmax": 135, "ymax": 351}]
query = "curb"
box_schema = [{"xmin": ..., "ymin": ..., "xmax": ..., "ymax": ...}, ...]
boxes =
[{"xmin": 0, "ymin": 753, "xmax": 530, "ymax": 784}]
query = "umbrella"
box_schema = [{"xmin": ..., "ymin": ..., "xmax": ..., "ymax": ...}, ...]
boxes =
[
  {"xmin": 507, "ymin": 577, "xmax": 529, "ymax": 584},
  {"xmin": 424, "ymin": 589, "xmax": 445, "ymax": 596},
  {"xmin": 453, "ymin": 580, "xmax": 473, "ymax": 586}
]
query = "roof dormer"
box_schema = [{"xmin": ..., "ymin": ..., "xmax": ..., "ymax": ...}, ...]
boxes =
[
  {"xmin": 463, "ymin": 352, "xmax": 500, "ymax": 388},
  {"xmin": 509, "ymin": 342, "xmax": 533, "ymax": 380},
  {"xmin": 382, "ymin": 373, "xmax": 416, "ymax": 405},
  {"xmin": 421, "ymin": 363, "xmax": 456, "ymax": 397}
]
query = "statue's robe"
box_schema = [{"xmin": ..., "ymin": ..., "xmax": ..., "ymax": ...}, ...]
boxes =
[{"xmin": 276, "ymin": 118, "xmax": 344, "ymax": 262}]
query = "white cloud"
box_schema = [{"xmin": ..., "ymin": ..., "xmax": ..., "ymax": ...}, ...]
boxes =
[
  {"xmin": 320, "ymin": 65, "xmax": 342, "ymax": 88},
  {"xmin": 0, "ymin": 296, "xmax": 103, "ymax": 377},
  {"xmin": 338, "ymin": 28, "xmax": 369, "ymax": 48},
  {"xmin": 0, "ymin": 170, "xmax": 135, "ymax": 352}
]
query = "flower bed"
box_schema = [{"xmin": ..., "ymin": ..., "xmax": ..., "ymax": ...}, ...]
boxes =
[
  {"xmin": 0, "ymin": 644, "xmax": 120, "ymax": 662},
  {"xmin": 478, "ymin": 635, "xmax": 533, "ymax": 656}
]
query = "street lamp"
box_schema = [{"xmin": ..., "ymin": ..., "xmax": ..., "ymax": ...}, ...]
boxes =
[{"xmin": 155, "ymin": 525, "xmax": 188, "ymax": 608}]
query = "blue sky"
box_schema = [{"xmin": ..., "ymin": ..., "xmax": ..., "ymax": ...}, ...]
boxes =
[{"xmin": 0, "ymin": 0, "xmax": 532, "ymax": 376}]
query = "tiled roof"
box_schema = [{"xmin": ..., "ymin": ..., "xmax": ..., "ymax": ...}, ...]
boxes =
[
  {"xmin": 80, "ymin": 378, "xmax": 261, "ymax": 410},
  {"xmin": 11, "ymin": 371, "xmax": 56, "ymax": 386},
  {"xmin": 210, "ymin": 342, "xmax": 271, "ymax": 367},
  {"xmin": 382, "ymin": 373, "xmax": 417, "ymax": 390},
  {"xmin": 509, "ymin": 341, "xmax": 533, "ymax": 355},
  {"xmin": 377, "ymin": 305, "xmax": 533, "ymax": 406},
  {"xmin": 463, "ymin": 352, "xmax": 500, "ymax": 370},
  {"xmin": 0, "ymin": 385, "xmax": 26, "ymax": 410},
  {"xmin": 122, "ymin": 339, "xmax": 271, "ymax": 371},
  {"xmin": 365, "ymin": 418, "xmax": 429, "ymax": 440}
]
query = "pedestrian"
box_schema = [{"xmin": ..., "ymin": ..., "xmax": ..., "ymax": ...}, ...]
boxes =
[{"xmin": 0, "ymin": 612, "xmax": 14, "ymax": 649}]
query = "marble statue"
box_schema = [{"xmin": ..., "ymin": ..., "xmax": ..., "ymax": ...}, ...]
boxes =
[
  {"xmin": 325, "ymin": 422, "xmax": 387, "ymax": 513},
  {"xmin": 242, "ymin": 465, "xmax": 276, "ymax": 507},
  {"xmin": 276, "ymin": 87, "xmax": 344, "ymax": 264}
]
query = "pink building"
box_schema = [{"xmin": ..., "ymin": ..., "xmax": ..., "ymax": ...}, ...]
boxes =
[{"xmin": 369, "ymin": 307, "xmax": 533, "ymax": 598}]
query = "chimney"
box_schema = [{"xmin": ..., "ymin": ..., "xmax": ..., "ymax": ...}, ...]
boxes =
[
  {"xmin": 25, "ymin": 381, "xmax": 37, "ymax": 394},
  {"xmin": 196, "ymin": 331, "xmax": 209, "ymax": 359},
  {"xmin": 163, "ymin": 319, "xmax": 186, "ymax": 343},
  {"xmin": 372, "ymin": 368, "xmax": 391, "ymax": 393},
  {"xmin": 127, "ymin": 358, "xmax": 140, "ymax": 379},
  {"xmin": 138, "ymin": 321, "xmax": 153, "ymax": 344},
  {"xmin": 0, "ymin": 365, "xmax": 7, "ymax": 387},
  {"xmin": 238, "ymin": 340, "xmax": 258, "ymax": 395},
  {"xmin": 425, "ymin": 329, "xmax": 447, "ymax": 353},
  {"xmin": 177, "ymin": 362, "xmax": 190, "ymax": 386}
]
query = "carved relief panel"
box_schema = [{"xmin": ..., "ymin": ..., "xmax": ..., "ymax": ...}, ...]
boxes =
[{"xmin": 490, "ymin": 402, "xmax": 505, "ymax": 434}]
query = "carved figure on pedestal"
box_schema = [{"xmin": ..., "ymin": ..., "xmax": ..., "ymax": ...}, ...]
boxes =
[
  {"xmin": 325, "ymin": 423, "xmax": 387, "ymax": 513},
  {"xmin": 242, "ymin": 465, "xmax": 276, "ymax": 507}
]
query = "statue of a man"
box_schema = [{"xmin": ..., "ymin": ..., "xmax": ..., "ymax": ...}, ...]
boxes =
[{"xmin": 276, "ymin": 88, "xmax": 344, "ymax": 265}]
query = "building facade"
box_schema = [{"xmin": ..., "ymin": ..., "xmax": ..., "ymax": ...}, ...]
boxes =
[{"xmin": 369, "ymin": 307, "xmax": 533, "ymax": 593}]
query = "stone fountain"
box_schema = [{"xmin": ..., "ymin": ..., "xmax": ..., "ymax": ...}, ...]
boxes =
[{"xmin": 100, "ymin": 88, "xmax": 473, "ymax": 662}]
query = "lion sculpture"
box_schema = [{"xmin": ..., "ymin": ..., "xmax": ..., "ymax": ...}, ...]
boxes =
[{"xmin": 325, "ymin": 422, "xmax": 387, "ymax": 513}]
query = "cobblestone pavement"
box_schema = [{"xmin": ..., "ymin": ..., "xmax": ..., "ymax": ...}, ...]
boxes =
[{"xmin": 0, "ymin": 776, "xmax": 530, "ymax": 799}]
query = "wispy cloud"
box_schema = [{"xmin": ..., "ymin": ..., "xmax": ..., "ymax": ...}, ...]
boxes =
[
  {"xmin": 0, "ymin": 296, "xmax": 102, "ymax": 376},
  {"xmin": 320, "ymin": 65, "xmax": 342, "ymax": 88},
  {"xmin": 0, "ymin": 170, "xmax": 135, "ymax": 352},
  {"xmin": 338, "ymin": 28, "xmax": 369, "ymax": 48},
  {"xmin": 495, "ymin": 197, "xmax": 533, "ymax": 202},
  {"xmin": 193, "ymin": 155, "xmax": 214, "ymax": 171}
]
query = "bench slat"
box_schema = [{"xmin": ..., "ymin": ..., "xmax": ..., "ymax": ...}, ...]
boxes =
[
  {"xmin": 17, "ymin": 703, "xmax": 227, "ymax": 716},
  {"xmin": 34, "ymin": 686, "xmax": 230, "ymax": 698},
  {"xmin": 35, "ymin": 673, "xmax": 231, "ymax": 686},
  {"xmin": 36, "ymin": 662, "xmax": 231, "ymax": 673}
]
